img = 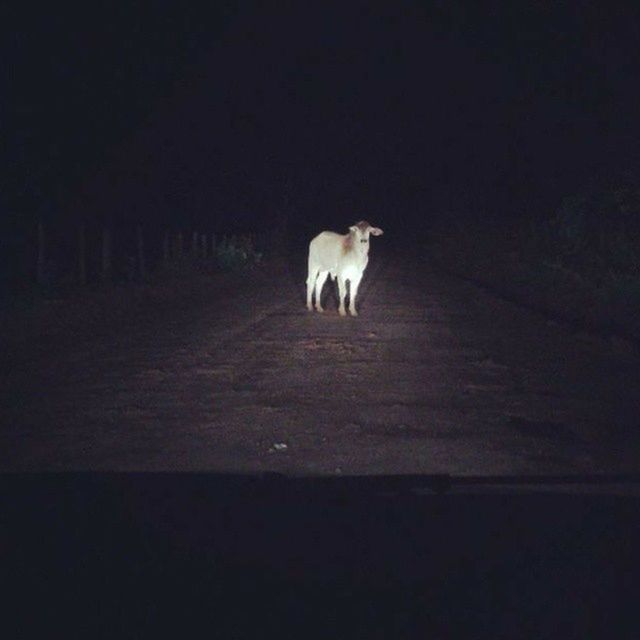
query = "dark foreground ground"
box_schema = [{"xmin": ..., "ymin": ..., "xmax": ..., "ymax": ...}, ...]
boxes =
[
  {"xmin": 3, "ymin": 247, "xmax": 640, "ymax": 637},
  {"xmin": 2, "ymin": 471, "xmax": 639, "ymax": 638},
  {"xmin": 2, "ymin": 244, "xmax": 640, "ymax": 474}
]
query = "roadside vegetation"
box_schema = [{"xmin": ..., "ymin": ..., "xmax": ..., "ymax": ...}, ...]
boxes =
[
  {"xmin": 212, "ymin": 234, "xmax": 263, "ymax": 272},
  {"xmin": 0, "ymin": 229, "xmax": 269, "ymax": 345},
  {"xmin": 431, "ymin": 184, "xmax": 640, "ymax": 343}
]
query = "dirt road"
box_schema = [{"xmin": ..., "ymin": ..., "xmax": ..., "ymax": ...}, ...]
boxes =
[{"xmin": 2, "ymin": 247, "xmax": 640, "ymax": 474}]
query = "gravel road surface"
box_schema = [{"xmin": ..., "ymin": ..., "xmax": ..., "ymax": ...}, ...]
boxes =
[{"xmin": 2, "ymin": 248, "xmax": 640, "ymax": 475}]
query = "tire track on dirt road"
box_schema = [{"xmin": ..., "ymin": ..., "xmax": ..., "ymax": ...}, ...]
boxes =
[
  {"xmin": 146, "ymin": 249, "xmax": 640, "ymax": 476},
  {"xmin": 2, "ymin": 251, "xmax": 640, "ymax": 474},
  {"xmin": 0, "ymin": 261, "xmax": 293, "ymax": 469}
]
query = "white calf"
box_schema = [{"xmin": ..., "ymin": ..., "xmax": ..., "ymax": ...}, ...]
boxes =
[{"xmin": 306, "ymin": 220, "xmax": 384, "ymax": 316}]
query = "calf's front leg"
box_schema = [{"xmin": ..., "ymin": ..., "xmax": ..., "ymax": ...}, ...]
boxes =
[
  {"xmin": 348, "ymin": 272, "xmax": 363, "ymax": 316},
  {"xmin": 337, "ymin": 275, "xmax": 347, "ymax": 316}
]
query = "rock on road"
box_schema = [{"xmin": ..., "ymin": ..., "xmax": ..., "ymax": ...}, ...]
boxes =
[{"xmin": 2, "ymin": 247, "xmax": 640, "ymax": 475}]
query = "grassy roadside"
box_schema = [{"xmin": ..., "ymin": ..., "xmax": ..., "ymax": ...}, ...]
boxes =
[
  {"xmin": 0, "ymin": 254, "xmax": 287, "ymax": 355},
  {"xmin": 429, "ymin": 213, "xmax": 640, "ymax": 347}
]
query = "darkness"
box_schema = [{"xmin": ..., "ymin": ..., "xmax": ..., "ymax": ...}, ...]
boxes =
[
  {"xmin": 3, "ymin": 0, "xmax": 640, "ymax": 279},
  {"xmin": 4, "ymin": 5, "xmax": 640, "ymax": 631}
]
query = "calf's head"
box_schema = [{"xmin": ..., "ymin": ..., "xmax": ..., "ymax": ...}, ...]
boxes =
[{"xmin": 349, "ymin": 220, "xmax": 384, "ymax": 246}]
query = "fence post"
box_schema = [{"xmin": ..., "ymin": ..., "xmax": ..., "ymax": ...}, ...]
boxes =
[
  {"xmin": 78, "ymin": 221, "xmax": 87, "ymax": 285},
  {"xmin": 136, "ymin": 223, "xmax": 146, "ymax": 281},
  {"xmin": 191, "ymin": 231, "xmax": 198, "ymax": 260},
  {"xmin": 163, "ymin": 230, "xmax": 170, "ymax": 267},
  {"xmin": 101, "ymin": 225, "xmax": 112, "ymax": 283},
  {"xmin": 36, "ymin": 219, "xmax": 46, "ymax": 286},
  {"xmin": 201, "ymin": 233, "xmax": 207, "ymax": 259}
]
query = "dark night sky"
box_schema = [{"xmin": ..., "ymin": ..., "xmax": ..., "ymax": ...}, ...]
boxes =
[{"xmin": 5, "ymin": 0, "xmax": 640, "ymax": 235}]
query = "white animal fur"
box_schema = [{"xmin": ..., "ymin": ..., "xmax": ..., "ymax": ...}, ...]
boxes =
[{"xmin": 306, "ymin": 220, "xmax": 384, "ymax": 316}]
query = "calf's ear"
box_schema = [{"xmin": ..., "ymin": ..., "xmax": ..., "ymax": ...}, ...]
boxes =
[
  {"xmin": 369, "ymin": 227, "xmax": 384, "ymax": 236},
  {"xmin": 349, "ymin": 225, "xmax": 359, "ymax": 233}
]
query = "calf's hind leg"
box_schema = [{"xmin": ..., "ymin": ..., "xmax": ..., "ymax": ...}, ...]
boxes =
[
  {"xmin": 307, "ymin": 261, "xmax": 319, "ymax": 311},
  {"xmin": 306, "ymin": 266, "xmax": 318, "ymax": 311},
  {"xmin": 314, "ymin": 270, "xmax": 330, "ymax": 312}
]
